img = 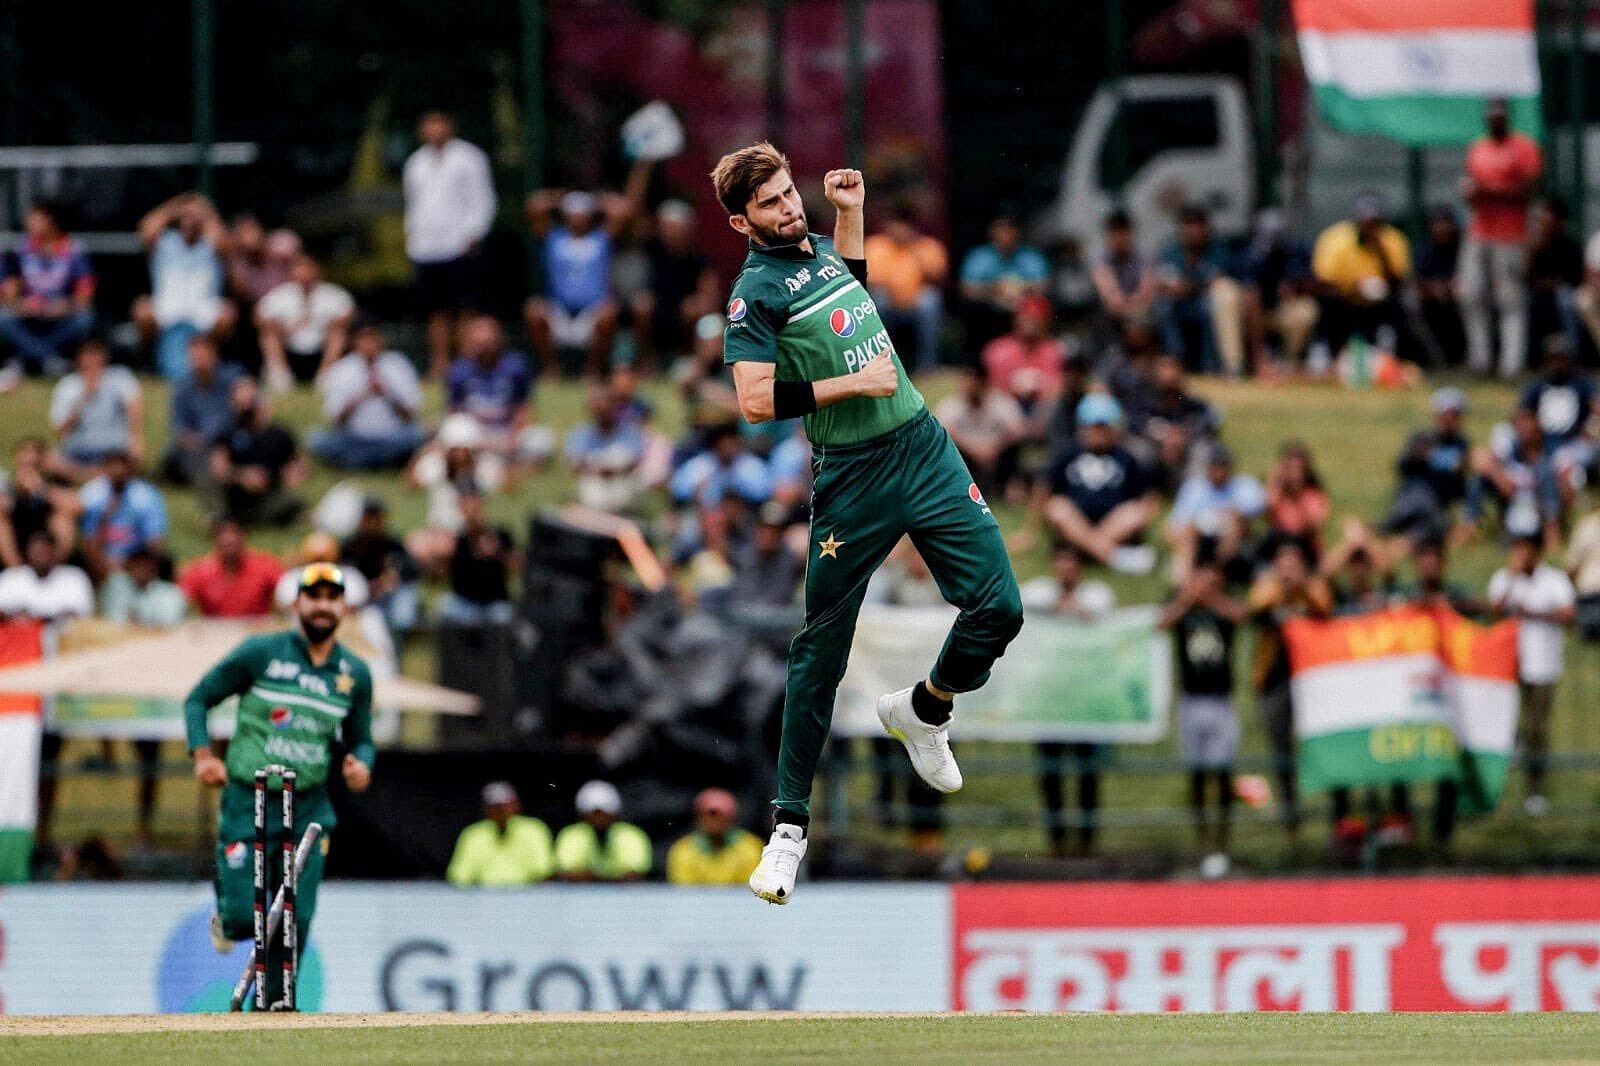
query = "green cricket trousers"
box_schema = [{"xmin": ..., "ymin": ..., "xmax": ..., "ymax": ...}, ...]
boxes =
[{"xmin": 777, "ymin": 408, "xmax": 1023, "ymax": 815}]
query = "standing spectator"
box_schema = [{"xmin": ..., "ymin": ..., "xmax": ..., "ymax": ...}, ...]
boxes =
[
  {"xmin": 446, "ymin": 782, "xmax": 555, "ymax": 887},
  {"xmin": 553, "ymin": 780, "xmax": 652, "ymax": 882},
  {"xmin": 1380, "ymin": 386, "xmax": 1472, "ymax": 551},
  {"xmin": 0, "ymin": 438, "xmax": 79, "ymax": 568},
  {"xmin": 1020, "ymin": 543, "xmax": 1115, "ymax": 858},
  {"xmin": 1525, "ymin": 198, "xmax": 1586, "ymax": 358},
  {"xmin": 865, "ymin": 204, "xmax": 949, "ymax": 372},
  {"xmin": 1247, "ymin": 535, "xmax": 1333, "ymax": 838},
  {"xmin": 1489, "ymin": 534, "xmax": 1575, "ymax": 817},
  {"xmin": 959, "ymin": 214, "xmax": 1049, "ymax": 349},
  {"xmin": 1458, "ymin": 97, "xmax": 1542, "ymax": 378},
  {"xmin": 132, "ymin": 193, "xmax": 236, "ymax": 380},
  {"xmin": 78, "ymin": 450, "xmax": 167, "ymax": 582},
  {"xmin": 49, "ymin": 339, "xmax": 143, "ymax": 481},
  {"xmin": 1311, "ymin": 193, "xmax": 1411, "ymax": 357},
  {"xmin": 1159, "ymin": 556, "xmax": 1245, "ymax": 878},
  {"xmin": 341, "ymin": 497, "xmax": 422, "ymax": 638},
  {"xmin": 161, "ymin": 334, "xmax": 240, "ymax": 486},
  {"xmin": 666, "ymin": 788, "xmax": 763, "ymax": 886},
  {"xmin": 1415, "ymin": 207, "xmax": 1465, "ymax": 366},
  {"xmin": 1042, "ymin": 394, "xmax": 1159, "ymax": 575},
  {"xmin": 982, "ymin": 295, "xmax": 1066, "ymax": 418},
  {"xmin": 311, "ymin": 319, "xmax": 426, "ymax": 470},
  {"xmin": 439, "ymin": 487, "xmax": 516, "ymax": 626},
  {"xmin": 1264, "ymin": 440, "xmax": 1331, "ymax": 548},
  {"xmin": 565, "ymin": 380, "xmax": 647, "ymax": 514},
  {"xmin": 1165, "ymin": 446, "xmax": 1264, "ymax": 583},
  {"xmin": 935, "ymin": 366, "xmax": 1025, "ymax": 500},
  {"xmin": 207, "ymin": 376, "xmax": 305, "ymax": 526},
  {"xmin": 1090, "ymin": 210, "xmax": 1156, "ymax": 332},
  {"xmin": 631, "ymin": 200, "xmax": 720, "ymax": 370},
  {"xmin": 254, "ymin": 253, "xmax": 355, "ymax": 389},
  {"xmin": 1241, "ymin": 209, "xmax": 1318, "ymax": 370},
  {"xmin": 177, "ymin": 518, "xmax": 283, "ymax": 617},
  {"xmin": 447, "ymin": 314, "xmax": 548, "ymax": 466},
  {"xmin": 100, "ymin": 546, "xmax": 185, "ymax": 627},
  {"xmin": 0, "ymin": 200, "xmax": 96, "ymax": 379},
  {"xmin": 403, "ymin": 111, "xmax": 496, "ymax": 378},
  {"xmin": 1155, "ymin": 206, "xmax": 1241, "ymax": 374}
]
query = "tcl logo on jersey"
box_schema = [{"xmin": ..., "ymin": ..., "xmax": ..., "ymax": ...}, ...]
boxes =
[
  {"xmin": 270, "ymin": 705, "xmax": 293, "ymax": 730},
  {"xmin": 727, "ymin": 297, "xmax": 747, "ymax": 322},
  {"xmin": 829, "ymin": 307, "xmax": 858, "ymax": 338}
]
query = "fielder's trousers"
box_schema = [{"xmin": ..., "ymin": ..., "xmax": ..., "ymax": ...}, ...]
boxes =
[{"xmin": 776, "ymin": 409, "xmax": 1023, "ymax": 815}]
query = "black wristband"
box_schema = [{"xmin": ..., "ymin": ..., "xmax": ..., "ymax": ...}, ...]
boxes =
[
  {"xmin": 844, "ymin": 257, "xmax": 868, "ymax": 284},
  {"xmin": 772, "ymin": 378, "xmax": 818, "ymax": 420}
]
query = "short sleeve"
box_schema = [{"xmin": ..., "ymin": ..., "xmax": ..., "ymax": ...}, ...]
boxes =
[
  {"xmin": 959, "ymin": 247, "xmax": 995, "ymax": 284},
  {"xmin": 1233, "ymin": 475, "xmax": 1267, "ymax": 517},
  {"xmin": 49, "ymin": 377, "xmax": 80, "ymax": 429},
  {"xmin": 723, "ymin": 286, "xmax": 782, "ymax": 365},
  {"xmin": 1548, "ymin": 569, "xmax": 1576, "ymax": 608},
  {"xmin": 1487, "ymin": 569, "xmax": 1509, "ymax": 603},
  {"xmin": 327, "ymin": 285, "xmax": 355, "ymax": 318}
]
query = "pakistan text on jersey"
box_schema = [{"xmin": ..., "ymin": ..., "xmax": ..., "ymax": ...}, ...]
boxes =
[
  {"xmin": 263, "ymin": 734, "xmax": 331, "ymax": 767},
  {"xmin": 841, "ymin": 328, "xmax": 893, "ymax": 373}
]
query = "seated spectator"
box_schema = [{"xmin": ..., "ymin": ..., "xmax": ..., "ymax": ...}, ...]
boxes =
[
  {"xmin": 49, "ymin": 339, "xmax": 143, "ymax": 482},
  {"xmin": 1046, "ymin": 235, "xmax": 1099, "ymax": 326},
  {"xmin": 959, "ymin": 214, "xmax": 1048, "ymax": 349},
  {"xmin": 161, "ymin": 333, "xmax": 240, "ymax": 486},
  {"xmin": 255, "ymin": 253, "xmax": 355, "ymax": 388},
  {"xmin": 1090, "ymin": 210, "xmax": 1156, "ymax": 331},
  {"xmin": 273, "ymin": 532, "xmax": 370, "ymax": 612},
  {"xmin": 1489, "ymin": 533, "xmax": 1576, "ymax": 817},
  {"xmin": 132, "ymin": 193, "xmax": 236, "ymax": 380},
  {"xmin": 0, "ymin": 529, "xmax": 93, "ymax": 621},
  {"xmin": 565, "ymin": 380, "xmax": 648, "ymax": 514},
  {"xmin": 342, "ymin": 497, "xmax": 422, "ymax": 638},
  {"xmin": 405, "ymin": 414, "xmax": 506, "ymax": 574},
  {"xmin": 1166, "ymin": 446, "xmax": 1264, "ymax": 583},
  {"xmin": 447, "ymin": 782, "xmax": 556, "ymax": 887},
  {"xmin": 728, "ymin": 500, "xmax": 804, "ymax": 610},
  {"xmin": 1580, "ymin": 218, "xmax": 1600, "ymax": 354},
  {"xmin": 0, "ymin": 200, "xmax": 95, "ymax": 379},
  {"xmin": 224, "ymin": 215, "xmax": 296, "ymax": 316},
  {"xmin": 1264, "ymin": 440, "xmax": 1331, "ymax": 548},
  {"xmin": 631, "ymin": 199, "xmax": 719, "ymax": 370},
  {"xmin": 207, "ymin": 376, "xmax": 305, "ymax": 526},
  {"xmin": 0, "ymin": 437, "xmax": 79, "ymax": 567},
  {"xmin": 673, "ymin": 314, "xmax": 741, "ymax": 440},
  {"xmin": 311, "ymin": 319, "xmax": 426, "ymax": 470},
  {"xmin": 935, "ymin": 366, "xmax": 1025, "ymax": 500},
  {"xmin": 982, "ymin": 295, "xmax": 1066, "ymax": 422},
  {"xmin": 1041, "ymin": 352, "xmax": 1092, "ymax": 460},
  {"xmin": 666, "ymin": 788, "xmax": 763, "ymax": 886},
  {"xmin": 1043, "ymin": 394, "xmax": 1159, "ymax": 574},
  {"xmin": 670, "ymin": 423, "xmax": 772, "ymax": 509},
  {"xmin": 1241, "ymin": 209, "xmax": 1318, "ymax": 370},
  {"xmin": 1525, "ymin": 197, "xmax": 1585, "ymax": 360},
  {"xmin": 447, "ymin": 314, "xmax": 551, "ymax": 466},
  {"xmin": 178, "ymin": 517, "xmax": 284, "ymax": 617},
  {"xmin": 1381, "ymin": 387, "xmax": 1472, "ymax": 552},
  {"xmin": 1137, "ymin": 353, "xmax": 1221, "ymax": 491},
  {"xmin": 1155, "ymin": 206, "xmax": 1242, "ymax": 375},
  {"xmin": 438, "ymin": 487, "xmax": 516, "ymax": 626},
  {"xmin": 554, "ymin": 780, "xmax": 652, "ymax": 882},
  {"xmin": 865, "ymin": 204, "xmax": 948, "ymax": 372},
  {"xmin": 1519, "ymin": 337, "xmax": 1596, "ymax": 476},
  {"xmin": 99, "ymin": 546, "xmax": 185, "ymax": 627},
  {"xmin": 79, "ymin": 449, "xmax": 167, "ymax": 583},
  {"xmin": 1415, "ymin": 206, "xmax": 1465, "ymax": 367},
  {"xmin": 1311, "ymin": 193, "xmax": 1410, "ymax": 357},
  {"xmin": 524, "ymin": 164, "xmax": 651, "ymax": 376},
  {"xmin": 1467, "ymin": 408, "xmax": 1570, "ymax": 551},
  {"xmin": 1158, "ymin": 555, "xmax": 1246, "ymax": 877}
]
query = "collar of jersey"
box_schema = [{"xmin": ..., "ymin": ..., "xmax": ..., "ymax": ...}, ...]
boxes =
[{"xmin": 747, "ymin": 233, "xmax": 820, "ymax": 261}]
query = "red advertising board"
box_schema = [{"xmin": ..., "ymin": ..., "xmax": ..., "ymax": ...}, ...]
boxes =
[{"xmin": 954, "ymin": 878, "xmax": 1600, "ymax": 1012}]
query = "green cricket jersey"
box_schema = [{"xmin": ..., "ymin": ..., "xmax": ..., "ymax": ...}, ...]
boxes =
[
  {"xmin": 723, "ymin": 232, "xmax": 925, "ymax": 446},
  {"xmin": 183, "ymin": 630, "xmax": 376, "ymax": 790}
]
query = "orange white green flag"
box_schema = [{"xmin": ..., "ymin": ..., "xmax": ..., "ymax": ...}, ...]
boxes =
[{"xmin": 1292, "ymin": 0, "xmax": 1541, "ymax": 145}]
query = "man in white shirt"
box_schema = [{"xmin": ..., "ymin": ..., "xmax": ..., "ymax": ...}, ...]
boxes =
[
  {"xmin": 403, "ymin": 111, "xmax": 496, "ymax": 378},
  {"xmin": 1488, "ymin": 533, "xmax": 1577, "ymax": 816},
  {"xmin": 933, "ymin": 366, "xmax": 1025, "ymax": 501},
  {"xmin": 49, "ymin": 339, "xmax": 144, "ymax": 480},
  {"xmin": 0, "ymin": 529, "xmax": 93, "ymax": 621},
  {"xmin": 255, "ymin": 254, "xmax": 355, "ymax": 389},
  {"xmin": 309, "ymin": 320, "xmax": 426, "ymax": 470}
]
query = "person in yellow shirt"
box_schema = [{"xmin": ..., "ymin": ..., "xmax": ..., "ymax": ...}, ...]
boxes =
[
  {"xmin": 1312, "ymin": 193, "xmax": 1412, "ymax": 357},
  {"xmin": 864, "ymin": 205, "xmax": 949, "ymax": 372},
  {"xmin": 446, "ymin": 781, "xmax": 555, "ymax": 887},
  {"xmin": 553, "ymin": 780, "xmax": 653, "ymax": 882},
  {"xmin": 666, "ymin": 788, "xmax": 764, "ymax": 886}
]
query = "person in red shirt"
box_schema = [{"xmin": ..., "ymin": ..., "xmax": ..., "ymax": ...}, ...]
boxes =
[
  {"xmin": 178, "ymin": 516, "xmax": 284, "ymax": 617},
  {"xmin": 1457, "ymin": 97, "xmax": 1543, "ymax": 378},
  {"xmin": 981, "ymin": 295, "xmax": 1066, "ymax": 421}
]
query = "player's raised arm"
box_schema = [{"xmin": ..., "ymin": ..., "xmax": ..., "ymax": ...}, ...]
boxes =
[{"xmin": 824, "ymin": 168, "xmax": 865, "ymax": 259}]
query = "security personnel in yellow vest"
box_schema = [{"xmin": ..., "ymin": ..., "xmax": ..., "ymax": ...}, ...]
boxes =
[
  {"xmin": 667, "ymin": 788, "xmax": 764, "ymax": 886},
  {"xmin": 553, "ymin": 780, "xmax": 653, "ymax": 881},
  {"xmin": 446, "ymin": 781, "xmax": 555, "ymax": 887}
]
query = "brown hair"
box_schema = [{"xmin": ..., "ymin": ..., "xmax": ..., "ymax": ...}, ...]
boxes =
[{"xmin": 710, "ymin": 141, "xmax": 791, "ymax": 217}]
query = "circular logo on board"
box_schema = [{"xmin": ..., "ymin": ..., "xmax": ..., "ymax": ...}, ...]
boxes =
[
  {"xmin": 727, "ymin": 297, "xmax": 747, "ymax": 322},
  {"xmin": 158, "ymin": 905, "xmax": 323, "ymax": 1013},
  {"xmin": 829, "ymin": 307, "xmax": 857, "ymax": 338}
]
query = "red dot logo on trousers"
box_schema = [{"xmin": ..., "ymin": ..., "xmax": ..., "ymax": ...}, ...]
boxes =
[
  {"xmin": 969, "ymin": 483, "xmax": 987, "ymax": 506},
  {"xmin": 829, "ymin": 307, "xmax": 857, "ymax": 338}
]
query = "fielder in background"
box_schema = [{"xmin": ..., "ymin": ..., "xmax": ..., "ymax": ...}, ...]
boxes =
[{"xmin": 184, "ymin": 562, "xmax": 375, "ymax": 1009}]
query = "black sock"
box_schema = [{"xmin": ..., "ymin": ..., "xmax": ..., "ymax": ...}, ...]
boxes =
[
  {"xmin": 911, "ymin": 681, "xmax": 952, "ymax": 726},
  {"xmin": 773, "ymin": 808, "xmax": 810, "ymax": 834}
]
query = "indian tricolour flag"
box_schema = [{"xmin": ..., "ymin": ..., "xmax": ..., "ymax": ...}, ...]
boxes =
[
  {"xmin": 1285, "ymin": 605, "xmax": 1519, "ymax": 812},
  {"xmin": 1293, "ymin": 0, "xmax": 1542, "ymax": 145},
  {"xmin": 0, "ymin": 620, "xmax": 45, "ymax": 882}
]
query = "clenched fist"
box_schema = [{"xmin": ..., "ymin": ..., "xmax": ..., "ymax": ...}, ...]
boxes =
[
  {"xmin": 342, "ymin": 754, "xmax": 372, "ymax": 793},
  {"xmin": 855, "ymin": 353, "xmax": 899, "ymax": 398},
  {"xmin": 193, "ymin": 747, "xmax": 227, "ymax": 788},
  {"xmin": 824, "ymin": 168, "xmax": 865, "ymax": 211}
]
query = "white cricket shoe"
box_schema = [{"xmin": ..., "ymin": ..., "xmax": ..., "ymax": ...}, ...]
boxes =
[
  {"xmin": 878, "ymin": 685, "xmax": 963, "ymax": 793},
  {"xmin": 749, "ymin": 823, "xmax": 807, "ymax": 904}
]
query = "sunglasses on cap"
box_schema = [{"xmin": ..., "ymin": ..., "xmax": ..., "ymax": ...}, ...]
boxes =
[{"xmin": 297, "ymin": 563, "xmax": 347, "ymax": 594}]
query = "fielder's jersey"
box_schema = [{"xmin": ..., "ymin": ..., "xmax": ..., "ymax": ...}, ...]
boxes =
[
  {"xmin": 183, "ymin": 630, "xmax": 375, "ymax": 790},
  {"xmin": 724, "ymin": 232, "xmax": 924, "ymax": 446}
]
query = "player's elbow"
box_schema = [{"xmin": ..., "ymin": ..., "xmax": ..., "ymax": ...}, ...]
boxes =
[{"xmin": 737, "ymin": 392, "xmax": 774, "ymax": 425}]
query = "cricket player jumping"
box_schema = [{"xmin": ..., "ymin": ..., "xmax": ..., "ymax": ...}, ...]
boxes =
[
  {"xmin": 711, "ymin": 143, "xmax": 1023, "ymax": 903},
  {"xmin": 185, "ymin": 563, "xmax": 375, "ymax": 1006}
]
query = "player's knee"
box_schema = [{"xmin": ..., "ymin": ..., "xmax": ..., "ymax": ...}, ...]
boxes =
[{"xmin": 981, "ymin": 580, "xmax": 1025, "ymax": 643}]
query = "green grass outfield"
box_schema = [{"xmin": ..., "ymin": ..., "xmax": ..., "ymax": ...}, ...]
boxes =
[{"xmin": 6, "ymin": 1012, "xmax": 1600, "ymax": 1065}]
